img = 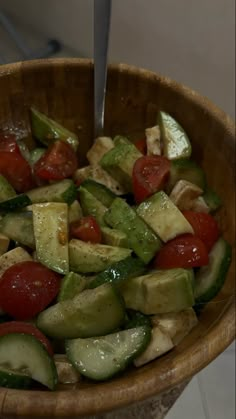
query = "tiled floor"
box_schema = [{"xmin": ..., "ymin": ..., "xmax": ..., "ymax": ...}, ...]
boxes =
[{"xmin": 166, "ymin": 342, "xmax": 235, "ymax": 419}]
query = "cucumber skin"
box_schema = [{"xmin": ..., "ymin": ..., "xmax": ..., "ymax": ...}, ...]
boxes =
[
  {"xmin": 81, "ymin": 179, "xmax": 116, "ymax": 207},
  {"xmin": 0, "ymin": 194, "xmax": 32, "ymax": 212},
  {"xmin": 0, "ymin": 333, "xmax": 58, "ymax": 390},
  {"xmin": 65, "ymin": 325, "xmax": 151, "ymax": 381},
  {"xmin": 0, "ymin": 367, "xmax": 32, "ymax": 389},
  {"xmin": 88, "ymin": 256, "xmax": 146, "ymax": 289},
  {"xmin": 195, "ymin": 240, "xmax": 232, "ymax": 304}
]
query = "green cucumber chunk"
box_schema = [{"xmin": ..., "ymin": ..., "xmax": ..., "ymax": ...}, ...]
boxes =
[
  {"xmin": 100, "ymin": 143, "xmax": 142, "ymax": 192},
  {"xmin": 37, "ymin": 283, "xmax": 125, "ymax": 339},
  {"xmin": 32, "ymin": 203, "xmax": 69, "ymax": 274},
  {"xmin": 0, "ymin": 175, "xmax": 16, "ymax": 202},
  {"xmin": 0, "ymin": 211, "xmax": 35, "ymax": 248},
  {"xmin": 79, "ymin": 186, "xmax": 107, "ymax": 226},
  {"xmin": 88, "ymin": 256, "xmax": 146, "ymax": 289},
  {"xmin": 80, "ymin": 179, "xmax": 116, "ymax": 207},
  {"xmin": 58, "ymin": 272, "xmax": 86, "ymax": 302},
  {"xmin": 69, "ymin": 239, "xmax": 132, "ymax": 273},
  {"xmin": 167, "ymin": 159, "xmax": 206, "ymax": 193},
  {"xmin": 105, "ymin": 198, "xmax": 162, "ymax": 264},
  {"xmin": 203, "ymin": 187, "xmax": 222, "ymax": 212},
  {"xmin": 30, "ymin": 107, "xmax": 78, "ymax": 151},
  {"xmin": 0, "ymin": 194, "xmax": 31, "ymax": 212},
  {"xmin": 194, "ymin": 238, "xmax": 232, "ymax": 304},
  {"xmin": 66, "ymin": 325, "xmax": 151, "ymax": 381},
  {"xmin": 120, "ymin": 268, "xmax": 195, "ymax": 314},
  {"xmin": 137, "ymin": 191, "xmax": 193, "ymax": 242},
  {"xmin": 101, "ymin": 226, "xmax": 129, "ymax": 248},
  {"xmin": 125, "ymin": 310, "xmax": 151, "ymax": 329},
  {"xmin": 27, "ymin": 179, "xmax": 77, "ymax": 205},
  {"xmin": 0, "ymin": 366, "xmax": 32, "ymax": 389},
  {"xmin": 29, "ymin": 147, "xmax": 46, "ymax": 166},
  {"xmin": 158, "ymin": 111, "xmax": 192, "ymax": 160},
  {"xmin": 0, "ymin": 333, "xmax": 57, "ymax": 390}
]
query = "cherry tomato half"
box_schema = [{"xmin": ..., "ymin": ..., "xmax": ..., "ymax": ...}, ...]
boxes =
[
  {"xmin": 0, "ymin": 321, "xmax": 53, "ymax": 355},
  {"xmin": 0, "ymin": 132, "xmax": 21, "ymax": 154},
  {"xmin": 70, "ymin": 216, "xmax": 102, "ymax": 243},
  {"xmin": 132, "ymin": 155, "xmax": 170, "ymax": 204},
  {"xmin": 0, "ymin": 261, "xmax": 61, "ymax": 320},
  {"xmin": 135, "ymin": 138, "xmax": 147, "ymax": 155},
  {"xmin": 34, "ymin": 140, "xmax": 78, "ymax": 180},
  {"xmin": 154, "ymin": 234, "xmax": 209, "ymax": 269},
  {"xmin": 0, "ymin": 151, "xmax": 35, "ymax": 192},
  {"xmin": 182, "ymin": 211, "xmax": 219, "ymax": 252}
]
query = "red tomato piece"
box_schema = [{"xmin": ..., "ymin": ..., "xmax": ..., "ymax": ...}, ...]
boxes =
[
  {"xmin": 70, "ymin": 216, "xmax": 102, "ymax": 243},
  {"xmin": 132, "ymin": 155, "xmax": 170, "ymax": 204},
  {"xmin": 34, "ymin": 140, "xmax": 78, "ymax": 180},
  {"xmin": 0, "ymin": 321, "xmax": 53, "ymax": 355},
  {"xmin": 154, "ymin": 234, "xmax": 209, "ymax": 269},
  {"xmin": 182, "ymin": 211, "xmax": 219, "ymax": 251},
  {"xmin": 0, "ymin": 151, "xmax": 35, "ymax": 192},
  {"xmin": 0, "ymin": 132, "xmax": 21, "ymax": 153},
  {"xmin": 135, "ymin": 138, "xmax": 147, "ymax": 155},
  {"xmin": 0, "ymin": 261, "xmax": 61, "ymax": 320}
]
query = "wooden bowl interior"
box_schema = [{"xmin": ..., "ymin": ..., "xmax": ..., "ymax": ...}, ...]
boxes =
[{"xmin": 0, "ymin": 59, "xmax": 235, "ymax": 417}]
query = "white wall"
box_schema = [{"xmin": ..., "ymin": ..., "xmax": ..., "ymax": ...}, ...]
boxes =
[{"xmin": 0, "ymin": 0, "xmax": 235, "ymax": 117}]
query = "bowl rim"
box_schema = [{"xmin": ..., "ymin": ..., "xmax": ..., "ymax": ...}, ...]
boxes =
[{"xmin": 0, "ymin": 58, "xmax": 235, "ymax": 417}]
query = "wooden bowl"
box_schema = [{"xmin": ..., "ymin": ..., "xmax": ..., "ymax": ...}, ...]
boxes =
[{"xmin": 0, "ymin": 59, "xmax": 235, "ymax": 418}]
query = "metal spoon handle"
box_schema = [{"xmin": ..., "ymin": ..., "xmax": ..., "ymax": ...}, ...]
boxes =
[{"xmin": 94, "ymin": 0, "xmax": 112, "ymax": 137}]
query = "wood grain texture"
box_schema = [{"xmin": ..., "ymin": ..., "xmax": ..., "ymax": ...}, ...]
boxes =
[{"xmin": 0, "ymin": 58, "xmax": 235, "ymax": 418}]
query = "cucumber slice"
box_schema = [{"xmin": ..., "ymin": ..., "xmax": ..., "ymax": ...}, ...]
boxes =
[
  {"xmin": 0, "ymin": 211, "xmax": 35, "ymax": 248},
  {"xmin": 29, "ymin": 147, "xmax": 46, "ymax": 166},
  {"xmin": 66, "ymin": 325, "xmax": 151, "ymax": 381},
  {"xmin": 194, "ymin": 238, "xmax": 232, "ymax": 304},
  {"xmin": 0, "ymin": 175, "xmax": 16, "ymax": 202},
  {"xmin": 203, "ymin": 187, "xmax": 222, "ymax": 212},
  {"xmin": 30, "ymin": 107, "xmax": 79, "ymax": 151},
  {"xmin": 0, "ymin": 194, "xmax": 31, "ymax": 212},
  {"xmin": 79, "ymin": 187, "xmax": 107, "ymax": 226},
  {"xmin": 27, "ymin": 179, "xmax": 77, "ymax": 205},
  {"xmin": 0, "ymin": 366, "xmax": 32, "ymax": 389},
  {"xmin": 32, "ymin": 203, "xmax": 69, "ymax": 274},
  {"xmin": 81, "ymin": 179, "xmax": 116, "ymax": 207},
  {"xmin": 0, "ymin": 333, "xmax": 57, "ymax": 390},
  {"xmin": 88, "ymin": 256, "xmax": 146, "ymax": 289},
  {"xmin": 37, "ymin": 284, "xmax": 125, "ymax": 339},
  {"xmin": 69, "ymin": 239, "xmax": 132, "ymax": 273},
  {"xmin": 58, "ymin": 272, "xmax": 86, "ymax": 302},
  {"xmin": 158, "ymin": 111, "xmax": 192, "ymax": 160}
]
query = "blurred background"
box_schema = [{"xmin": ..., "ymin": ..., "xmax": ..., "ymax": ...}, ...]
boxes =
[
  {"xmin": 0, "ymin": 1, "xmax": 235, "ymax": 417},
  {"xmin": 0, "ymin": 0, "xmax": 235, "ymax": 118}
]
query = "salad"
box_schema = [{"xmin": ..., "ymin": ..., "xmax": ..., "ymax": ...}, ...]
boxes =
[{"xmin": 0, "ymin": 108, "xmax": 231, "ymax": 390}]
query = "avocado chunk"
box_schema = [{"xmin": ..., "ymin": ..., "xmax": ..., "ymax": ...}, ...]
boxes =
[
  {"xmin": 104, "ymin": 198, "xmax": 162, "ymax": 264},
  {"xmin": 100, "ymin": 143, "xmax": 142, "ymax": 192},
  {"xmin": 158, "ymin": 111, "xmax": 192, "ymax": 160},
  {"xmin": 120, "ymin": 268, "xmax": 195, "ymax": 314},
  {"xmin": 79, "ymin": 186, "xmax": 107, "ymax": 226},
  {"xmin": 69, "ymin": 239, "xmax": 132, "ymax": 273},
  {"xmin": 137, "ymin": 191, "xmax": 193, "ymax": 242},
  {"xmin": 101, "ymin": 226, "xmax": 129, "ymax": 247}
]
